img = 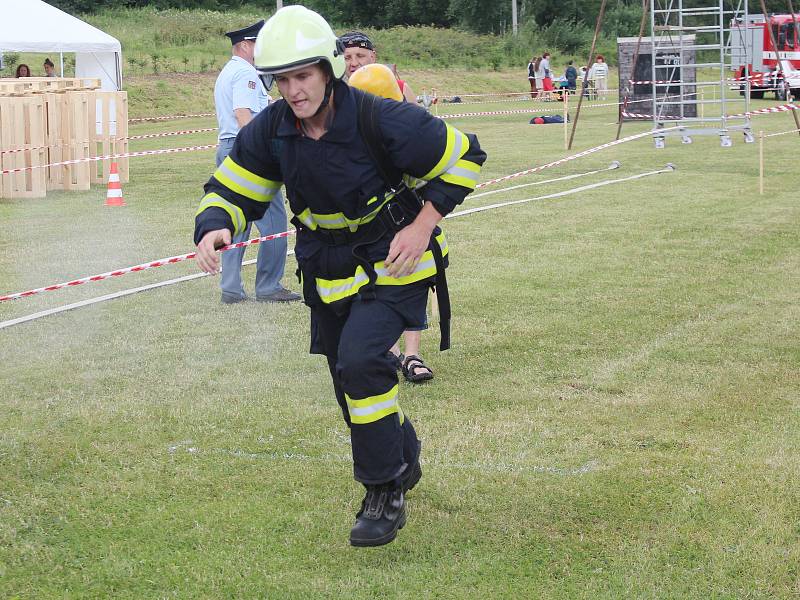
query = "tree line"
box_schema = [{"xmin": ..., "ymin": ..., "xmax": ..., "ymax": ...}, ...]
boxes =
[{"xmin": 52, "ymin": 0, "xmax": 796, "ymax": 34}]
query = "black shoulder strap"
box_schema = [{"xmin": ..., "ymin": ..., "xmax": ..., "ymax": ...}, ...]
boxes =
[
  {"xmin": 268, "ymin": 99, "xmax": 289, "ymax": 162},
  {"xmin": 356, "ymin": 90, "xmax": 403, "ymax": 190}
]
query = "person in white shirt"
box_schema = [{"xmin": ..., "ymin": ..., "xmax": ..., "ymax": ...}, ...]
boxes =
[{"xmin": 588, "ymin": 55, "xmax": 610, "ymax": 96}]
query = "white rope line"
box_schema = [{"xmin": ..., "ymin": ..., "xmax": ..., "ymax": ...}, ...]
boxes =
[
  {"xmin": 470, "ymin": 162, "xmax": 620, "ymax": 200},
  {"xmin": 765, "ymin": 127, "xmax": 800, "ymax": 138},
  {"xmin": 446, "ymin": 165, "xmax": 675, "ymax": 219},
  {"xmin": 0, "ymin": 163, "xmax": 677, "ymax": 330}
]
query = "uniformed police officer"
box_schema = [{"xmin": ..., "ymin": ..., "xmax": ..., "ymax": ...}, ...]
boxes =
[
  {"xmin": 214, "ymin": 20, "xmax": 300, "ymax": 304},
  {"xmin": 195, "ymin": 6, "xmax": 486, "ymax": 547}
]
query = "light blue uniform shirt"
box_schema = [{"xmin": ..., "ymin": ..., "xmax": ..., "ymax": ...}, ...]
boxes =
[{"xmin": 214, "ymin": 55, "xmax": 269, "ymax": 141}]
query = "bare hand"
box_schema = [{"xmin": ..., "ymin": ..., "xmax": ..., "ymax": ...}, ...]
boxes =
[
  {"xmin": 384, "ymin": 202, "xmax": 443, "ymax": 277},
  {"xmin": 385, "ymin": 220, "xmax": 432, "ymax": 278},
  {"xmin": 195, "ymin": 229, "xmax": 231, "ymax": 274}
]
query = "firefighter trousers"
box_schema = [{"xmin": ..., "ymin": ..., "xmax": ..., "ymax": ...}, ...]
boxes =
[{"xmin": 310, "ymin": 285, "xmax": 425, "ymax": 485}]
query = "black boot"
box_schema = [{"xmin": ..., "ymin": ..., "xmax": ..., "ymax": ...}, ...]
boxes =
[{"xmin": 349, "ymin": 482, "xmax": 406, "ymax": 547}]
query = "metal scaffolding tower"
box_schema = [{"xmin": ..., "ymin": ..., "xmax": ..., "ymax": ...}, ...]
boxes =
[{"xmin": 649, "ymin": 0, "xmax": 754, "ymax": 147}]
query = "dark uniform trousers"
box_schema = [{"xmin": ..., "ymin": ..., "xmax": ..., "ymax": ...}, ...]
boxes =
[{"xmin": 305, "ymin": 234, "xmax": 424, "ymax": 485}]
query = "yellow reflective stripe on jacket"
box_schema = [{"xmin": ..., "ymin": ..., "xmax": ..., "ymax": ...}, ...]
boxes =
[
  {"xmin": 213, "ymin": 156, "xmax": 282, "ymax": 203},
  {"xmin": 346, "ymin": 384, "xmax": 400, "ymax": 424},
  {"xmin": 440, "ymin": 157, "xmax": 481, "ymax": 190},
  {"xmin": 315, "ymin": 231, "xmax": 447, "ymax": 304},
  {"xmin": 295, "ymin": 196, "xmax": 392, "ymax": 231},
  {"xmin": 422, "ymin": 123, "xmax": 468, "ymax": 181},
  {"xmin": 316, "ymin": 256, "xmax": 433, "ymax": 303},
  {"xmin": 195, "ymin": 192, "xmax": 246, "ymax": 236},
  {"xmin": 295, "ymin": 208, "xmax": 318, "ymax": 230}
]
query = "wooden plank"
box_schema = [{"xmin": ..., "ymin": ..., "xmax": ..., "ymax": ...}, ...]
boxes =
[
  {"xmin": 89, "ymin": 91, "xmax": 129, "ymax": 184},
  {"xmin": 0, "ymin": 96, "xmax": 46, "ymax": 198},
  {"xmin": 0, "ymin": 77, "xmax": 103, "ymax": 97},
  {"xmin": 117, "ymin": 92, "xmax": 129, "ymax": 183}
]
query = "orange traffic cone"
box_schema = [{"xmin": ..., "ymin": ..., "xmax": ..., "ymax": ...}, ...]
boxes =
[{"xmin": 105, "ymin": 162, "xmax": 125, "ymax": 207}]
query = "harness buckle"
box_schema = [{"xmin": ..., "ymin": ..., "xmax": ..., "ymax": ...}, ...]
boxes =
[{"xmin": 386, "ymin": 202, "xmax": 407, "ymax": 228}]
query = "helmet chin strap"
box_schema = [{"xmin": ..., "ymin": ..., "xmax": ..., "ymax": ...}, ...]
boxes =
[
  {"xmin": 312, "ymin": 78, "xmax": 335, "ymax": 116},
  {"xmin": 312, "ymin": 64, "xmax": 336, "ymax": 117}
]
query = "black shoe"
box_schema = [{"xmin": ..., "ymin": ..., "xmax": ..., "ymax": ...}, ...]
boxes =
[
  {"xmin": 221, "ymin": 292, "xmax": 247, "ymax": 304},
  {"xmin": 256, "ymin": 287, "xmax": 301, "ymax": 303},
  {"xmin": 402, "ymin": 441, "xmax": 422, "ymax": 493},
  {"xmin": 349, "ymin": 483, "xmax": 406, "ymax": 547}
]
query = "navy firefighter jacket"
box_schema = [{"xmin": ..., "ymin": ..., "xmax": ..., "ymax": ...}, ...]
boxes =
[{"xmin": 194, "ymin": 80, "xmax": 487, "ymax": 305}]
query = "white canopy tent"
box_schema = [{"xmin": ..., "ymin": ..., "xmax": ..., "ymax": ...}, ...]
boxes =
[{"xmin": 0, "ymin": 0, "xmax": 122, "ymax": 91}]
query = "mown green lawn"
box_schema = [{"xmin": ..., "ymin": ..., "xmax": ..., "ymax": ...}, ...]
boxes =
[{"xmin": 1, "ymin": 73, "xmax": 799, "ymax": 598}]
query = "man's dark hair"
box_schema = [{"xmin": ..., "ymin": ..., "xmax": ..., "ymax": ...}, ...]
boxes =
[{"xmin": 44, "ymin": 58, "xmax": 54, "ymax": 67}]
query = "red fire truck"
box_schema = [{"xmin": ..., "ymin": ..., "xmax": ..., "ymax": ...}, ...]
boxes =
[{"xmin": 731, "ymin": 14, "xmax": 800, "ymax": 99}]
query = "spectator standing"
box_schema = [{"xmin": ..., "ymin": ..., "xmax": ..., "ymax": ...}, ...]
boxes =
[
  {"xmin": 43, "ymin": 58, "xmax": 56, "ymax": 77},
  {"xmin": 16, "ymin": 64, "xmax": 30, "ymax": 77},
  {"xmin": 589, "ymin": 55, "xmax": 610, "ymax": 97},
  {"xmin": 213, "ymin": 20, "xmax": 300, "ymax": 304},
  {"xmin": 565, "ymin": 60, "xmax": 578, "ymax": 92},
  {"xmin": 527, "ymin": 56, "xmax": 539, "ymax": 98},
  {"xmin": 541, "ymin": 52, "xmax": 554, "ymax": 98}
]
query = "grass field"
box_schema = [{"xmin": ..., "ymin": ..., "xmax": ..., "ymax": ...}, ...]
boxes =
[{"xmin": 1, "ymin": 71, "xmax": 799, "ymax": 598}]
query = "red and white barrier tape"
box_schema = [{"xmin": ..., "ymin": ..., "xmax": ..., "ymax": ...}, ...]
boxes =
[
  {"xmin": 127, "ymin": 127, "xmax": 217, "ymax": 141},
  {"xmin": 0, "ymin": 128, "xmax": 218, "ymax": 157},
  {"xmin": 0, "ymin": 126, "xmax": 674, "ymax": 303},
  {"xmin": 475, "ymin": 127, "xmax": 674, "ymax": 189},
  {"xmin": 734, "ymin": 102, "xmax": 799, "ymax": 118},
  {"xmin": 621, "ymin": 112, "xmax": 682, "ymax": 119},
  {"xmin": 438, "ymin": 107, "xmax": 557, "ymax": 119},
  {"xmin": 129, "ymin": 112, "xmax": 215, "ymax": 123},
  {"xmin": 441, "ymin": 89, "xmax": 621, "ymax": 98},
  {"xmin": 627, "ymin": 74, "xmax": 779, "ymax": 85},
  {"xmin": 1, "ymin": 144, "xmax": 218, "ymax": 175},
  {"xmin": 0, "ymin": 230, "xmax": 295, "ymax": 303},
  {"xmin": 621, "ymin": 102, "xmax": 798, "ymax": 120}
]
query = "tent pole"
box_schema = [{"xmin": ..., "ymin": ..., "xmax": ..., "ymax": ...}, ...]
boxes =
[{"xmin": 59, "ymin": 52, "xmax": 64, "ymax": 76}]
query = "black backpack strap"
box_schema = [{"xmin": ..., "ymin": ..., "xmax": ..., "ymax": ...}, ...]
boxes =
[
  {"xmin": 355, "ymin": 89, "xmax": 452, "ymax": 351},
  {"xmin": 356, "ymin": 90, "xmax": 403, "ymax": 190}
]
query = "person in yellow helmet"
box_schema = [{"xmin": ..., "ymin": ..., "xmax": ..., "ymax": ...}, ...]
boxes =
[
  {"xmin": 194, "ymin": 5, "xmax": 486, "ymax": 547},
  {"xmin": 348, "ymin": 63, "xmax": 404, "ymax": 101}
]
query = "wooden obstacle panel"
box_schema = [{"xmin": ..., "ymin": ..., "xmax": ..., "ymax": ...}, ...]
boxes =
[
  {"xmin": 0, "ymin": 96, "xmax": 47, "ymax": 199},
  {"xmin": 0, "ymin": 89, "xmax": 128, "ymax": 198},
  {"xmin": 89, "ymin": 91, "xmax": 128, "ymax": 185},
  {"xmin": 44, "ymin": 92, "xmax": 90, "ymax": 192}
]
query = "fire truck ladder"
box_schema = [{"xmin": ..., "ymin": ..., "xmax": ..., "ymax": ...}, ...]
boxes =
[{"xmin": 650, "ymin": 0, "xmax": 753, "ymax": 147}]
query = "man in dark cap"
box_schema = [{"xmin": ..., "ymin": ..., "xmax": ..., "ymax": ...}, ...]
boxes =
[{"xmin": 211, "ymin": 20, "xmax": 300, "ymax": 304}]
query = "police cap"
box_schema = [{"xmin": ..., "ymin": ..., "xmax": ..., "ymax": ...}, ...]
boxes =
[{"xmin": 225, "ymin": 20, "xmax": 265, "ymax": 45}]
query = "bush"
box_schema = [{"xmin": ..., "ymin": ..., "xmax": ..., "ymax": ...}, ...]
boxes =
[{"xmin": 3, "ymin": 52, "xmax": 20, "ymax": 70}]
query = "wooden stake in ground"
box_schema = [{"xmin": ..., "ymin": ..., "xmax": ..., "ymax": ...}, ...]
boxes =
[
  {"xmin": 759, "ymin": 130, "xmax": 764, "ymax": 196},
  {"xmin": 569, "ymin": 0, "xmax": 609, "ymax": 149},
  {"xmin": 563, "ymin": 91, "xmax": 569, "ymax": 150}
]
